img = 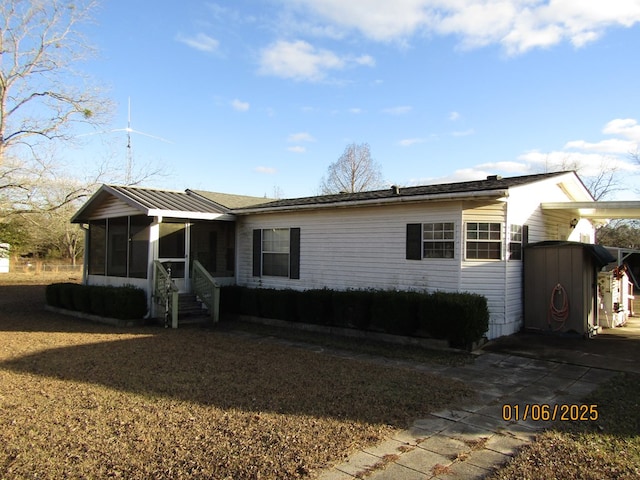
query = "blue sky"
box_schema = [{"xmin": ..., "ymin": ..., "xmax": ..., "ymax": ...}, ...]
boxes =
[{"xmin": 71, "ymin": 1, "xmax": 640, "ymax": 200}]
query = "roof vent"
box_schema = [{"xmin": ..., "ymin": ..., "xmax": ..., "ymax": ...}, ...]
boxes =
[
  {"xmin": 391, "ymin": 185, "xmax": 401, "ymax": 195},
  {"xmin": 486, "ymin": 175, "xmax": 502, "ymax": 181}
]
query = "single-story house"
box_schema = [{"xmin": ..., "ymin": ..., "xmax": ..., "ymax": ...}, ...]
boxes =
[{"xmin": 71, "ymin": 171, "xmax": 640, "ymax": 338}]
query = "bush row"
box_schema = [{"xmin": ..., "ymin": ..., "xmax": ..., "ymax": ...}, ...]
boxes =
[
  {"xmin": 46, "ymin": 283, "xmax": 147, "ymax": 320},
  {"xmin": 220, "ymin": 286, "xmax": 489, "ymax": 348}
]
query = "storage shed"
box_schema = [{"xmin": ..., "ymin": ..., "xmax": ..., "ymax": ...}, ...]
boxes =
[{"xmin": 524, "ymin": 241, "xmax": 615, "ymax": 336}]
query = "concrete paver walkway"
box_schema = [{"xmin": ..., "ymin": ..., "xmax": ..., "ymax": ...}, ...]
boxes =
[{"xmin": 317, "ymin": 351, "xmax": 616, "ymax": 480}]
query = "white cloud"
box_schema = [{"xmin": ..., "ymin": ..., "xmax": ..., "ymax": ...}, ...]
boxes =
[
  {"xmin": 563, "ymin": 118, "xmax": 640, "ymax": 154},
  {"xmin": 354, "ymin": 54, "xmax": 376, "ymax": 66},
  {"xmin": 408, "ymin": 118, "xmax": 640, "ymax": 198},
  {"xmin": 382, "ymin": 105, "xmax": 412, "ymax": 115},
  {"xmin": 398, "ymin": 138, "xmax": 425, "ymax": 147},
  {"xmin": 602, "ymin": 118, "xmax": 640, "ymax": 141},
  {"xmin": 258, "ymin": 40, "xmax": 372, "ymax": 81},
  {"xmin": 231, "ymin": 99, "xmax": 250, "ymax": 112},
  {"xmin": 349, "ymin": 108, "xmax": 363, "ymax": 114},
  {"xmin": 290, "ymin": 1, "xmax": 640, "ymax": 54},
  {"xmin": 451, "ymin": 128, "xmax": 475, "ymax": 137},
  {"xmin": 449, "ymin": 111, "xmax": 461, "ymax": 121},
  {"xmin": 175, "ymin": 33, "xmax": 220, "ymax": 52},
  {"xmin": 288, "ymin": 132, "xmax": 316, "ymax": 142},
  {"xmin": 255, "ymin": 166, "xmax": 277, "ymax": 174},
  {"xmin": 287, "ymin": 146, "xmax": 307, "ymax": 153}
]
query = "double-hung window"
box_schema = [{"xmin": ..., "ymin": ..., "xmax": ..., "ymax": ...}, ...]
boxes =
[
  {"xmin": 508, "ymin": 225, "xmax": 523, "ymax": 260},
  {"xmin": 465, "ymin": 222, "xmax": 502, "ymax": 260},
  {"xmin": 253, "ymin": 227, "xmax": 300, "ymax": 279},
  {"xmin": 262, "ymin": 228, "xmax": 290, "ymax": 277},
  {"xmin": 423, "ymin": 222, "xmax": 455, "ymax": 258}
]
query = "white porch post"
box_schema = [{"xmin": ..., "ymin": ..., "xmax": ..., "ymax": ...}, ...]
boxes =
[{"xmin": 148, "ymin": 217, "xmax": 161, "ymax": 317}]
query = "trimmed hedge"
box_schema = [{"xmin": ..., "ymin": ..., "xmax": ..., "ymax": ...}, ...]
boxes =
[
  {"xmin": 220, "ymin": 286, "xmax": 489, "ymax": 349},
  {"xmin": 46, "ymin": 283, "xmax": 147, "ymax": 320}
]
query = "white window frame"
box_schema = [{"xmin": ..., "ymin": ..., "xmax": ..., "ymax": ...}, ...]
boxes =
[
  {"xmin": 508, "ymin": 224, "xmax": 523, "ymax": 261},
  {"xmin": 262, "ymin": 228, "xmax": 290, "ymax": 277},
  {"xmin": 422, "ymin": 222, "xmax": 455, "ymax": 259},
  {"xmin": 465, "ymin": 222, "xmax": 502, "ymax": 260}
]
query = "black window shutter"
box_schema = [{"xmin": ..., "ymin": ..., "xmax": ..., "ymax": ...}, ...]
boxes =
[
  {"xmin": 289, "ymin": 228, "xmax": 300, "ymax": 279},
  {"xmin": 252, "ymin": 229, "xmax": 262, "ymax": 277},
  {"xmin": 406, "ymin": 224, "xmax": 422, "ymax": 260},
  {"xmin": 522, "ymin": 225, "xmax": 529, "ymax": 246}
]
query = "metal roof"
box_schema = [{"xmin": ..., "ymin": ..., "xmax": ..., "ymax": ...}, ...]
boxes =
[
  {"xmin": 71, "ymin": 185, "xmax": 230, "ymax": 223},
  {"xmin": 107, "ymin": 185, "xmax": 223, "ymax": 213}
]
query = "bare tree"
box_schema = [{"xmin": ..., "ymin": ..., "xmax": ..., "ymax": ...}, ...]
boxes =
[
  {"xmin": 0, "ymin": 0, "xmax": 111, "ymax": 215},
  {"xmin": 319, "ymin": 143, "xmax": 384, "ymax": 194},
  {"xmin": 540, "ymin": 155, "xmax": 621, "ymax": 200}
]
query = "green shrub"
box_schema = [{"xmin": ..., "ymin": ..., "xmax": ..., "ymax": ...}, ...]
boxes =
[
  {"xmin": 90, "ymin": 285, "xmax": 106, "ymax": 316},
  {"xmin": 45, "ymin": 283, "xmax": 63, "ymax": 308},
  {"xmin": 72, "ymin": 284, "xmax": 92, "ymax": 313},
  {"xmin": 114, "ymin": 286, "xmax": 147, "ymax": 320},
  {"xmin": 417, "ymin": 292, "xmax": 450, "ymax": 339},
  {"xmin": 46, "ymin": 283, "xmax": 147, "ymax": 320},
  {"xmin": 239, "ymin": 287, "xmax": 260, "ymax": 316},
  {"xmin": 58, "ymin": 283, "xmax": 78, "ymax": 310},
  {"xmin": 212, "ymin": 286, "xmax": 489, "ymax": 348},
  {"xmin": 297, "ymin": 288, "xmax": 332, "ymax": 325},
  {"xmin": 220, "ymin": 285, "xmax": 243, "ymax": 315},
  {"xmin": 446, "ymin": 293, "xmax": 489, "ymax": 349},
  {"xmin": 370, "ymin": 290, "xmax": 420, "ymax": 335}
]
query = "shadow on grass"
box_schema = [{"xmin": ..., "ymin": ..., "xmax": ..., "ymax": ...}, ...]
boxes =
[
  {"xmin": 0, "ymin": 284, "xmax": 155, "ymax": 334},
  {"xmin": 0, "ymin": 328, "xmax": 473, "ymax": 428}
]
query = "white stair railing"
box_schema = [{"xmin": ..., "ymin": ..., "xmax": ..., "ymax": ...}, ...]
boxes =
[
  {"xmin": 153, "ymin": 261, "xmax": 179, "ymax": 328},
  {"xmin": 192, "ymin": 260, "xmax": 220, "ymax": 323}
]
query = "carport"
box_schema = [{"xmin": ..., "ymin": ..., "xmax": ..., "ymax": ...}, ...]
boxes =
[{"xmin": 485, "ymin": 199, "xmax": 640, "ymax": 370}]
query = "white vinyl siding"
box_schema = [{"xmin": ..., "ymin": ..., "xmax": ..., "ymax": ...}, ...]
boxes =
[
  {"xmin": 86, "ymin": 196, "xmax": 141, "ymax": 220},
  {"xmin": 237, "ymin": 202, "xmax": 463, "ymax": 292},
  {"xmin": 235, "ymin": 173, "xmax": 596, "ymax": 339},
  {"xmin": 460, "ymin": 203, "xmax": 507, "ymax": 337}
]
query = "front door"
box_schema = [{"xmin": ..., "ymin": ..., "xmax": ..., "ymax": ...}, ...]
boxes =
[{"xmin": 158, "ymin": 222, "xmax": 189, "ymax": 292}]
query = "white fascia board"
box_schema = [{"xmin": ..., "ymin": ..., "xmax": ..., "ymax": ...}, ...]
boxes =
[{"xmin": 147, "ymin": 209, "xmax": 235, "ymax": 221}]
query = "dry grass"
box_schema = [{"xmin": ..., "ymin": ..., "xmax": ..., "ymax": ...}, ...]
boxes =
[{"xmin": 0, "ymin": 277, "xmax": 474, "ymax": 479}]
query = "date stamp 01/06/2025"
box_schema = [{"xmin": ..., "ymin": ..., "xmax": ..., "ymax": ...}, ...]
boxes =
[{"xmin": 502, "ymin": 404, "xmax": 599, "ymax": 422}]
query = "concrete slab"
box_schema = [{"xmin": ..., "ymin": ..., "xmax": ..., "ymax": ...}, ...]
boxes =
[
  {"xmin": 411, "ymin": 415, "xmax": 459, "ymax": 435},
  {"xmin": 484, "ymin": 433, "xmax": 528, "ymax": 456},
  {"xmin": 395, "ymin": 447, "xmax": 452, "ymax": 473},
  {"xmin": 367, "ymin": 462, "xmax": 428, "ymax": 480},
  {"xmin": 434, "ymin": 459, "xmax": 490, "ymax": 480},
  {"xmin": 418, "ymin": 435, "xmax": 469, "ymax": 459},
  {"xmin": 331, "ymin": 450, "xmax": 382, "ymax": 477},
  {"xmin": 464, "ymin": 448, "xmax": 512, "ymax": 471}
]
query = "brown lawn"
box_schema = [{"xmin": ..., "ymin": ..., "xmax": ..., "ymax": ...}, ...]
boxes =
[{"xmin": 0, "ymin": 275, "xmax": 473, "ymax": 479}]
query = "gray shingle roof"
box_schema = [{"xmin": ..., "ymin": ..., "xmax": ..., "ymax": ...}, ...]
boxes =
[
  {"xmin": 188, "ymin": 190, "xmax": 274, "ymax": 209},
  {"xmin": 233, "ymin": 172, "xmax": 571, "ymax": 212},
  {"xmin": 73, "ymin": 171, "xmax": 578, "ymax": 223}
]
